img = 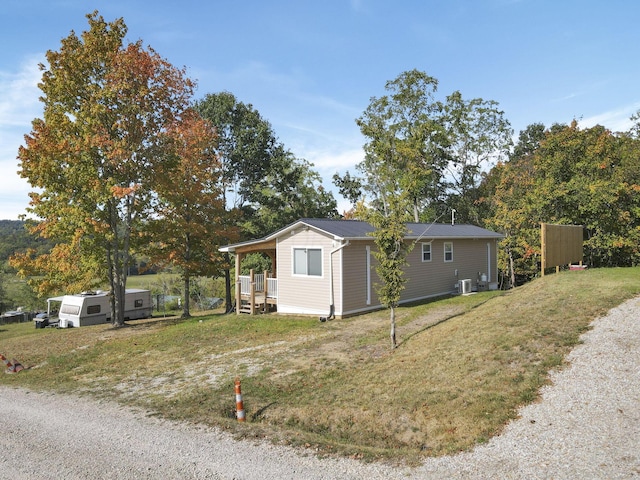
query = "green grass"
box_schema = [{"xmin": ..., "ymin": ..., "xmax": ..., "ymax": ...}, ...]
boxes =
[{"xmin": 2, "ymin": 267, "xmax": 640, "ymax": 465}]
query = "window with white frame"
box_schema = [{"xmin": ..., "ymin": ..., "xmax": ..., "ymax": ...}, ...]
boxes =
[
  {"xmin": 421, "ymin": 242, "xmax": 432, "ymax": 262},
  {"xmin": 444, "ymin": 242, "xmax": 453, "ymax": 262},
  {"xmin": 293, "ymin": 248, "xmax": 322, "ymax": 276}
]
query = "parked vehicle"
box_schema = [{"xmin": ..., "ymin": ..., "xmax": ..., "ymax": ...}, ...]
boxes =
[{"xmin": 57, "ymin": 289, "xmax": 152, "ymax": 328}]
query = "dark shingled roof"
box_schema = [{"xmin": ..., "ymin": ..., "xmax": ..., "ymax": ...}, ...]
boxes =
[
  {"xmin": 220, "ymin": 218, "xmax": 503, "ymax": 252},
  {"xmin": 300, "ymin": 218, "xmax": 503, "ymax": 240}
]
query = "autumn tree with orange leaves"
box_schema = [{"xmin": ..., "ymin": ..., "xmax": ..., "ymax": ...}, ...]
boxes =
[
  {"xmin": 14, "ymin": 12, "xmax": 195, "ymax": 326},
  {"xmin": 146, "ymin": 109, "xmax": 237, "ymax": 318}
]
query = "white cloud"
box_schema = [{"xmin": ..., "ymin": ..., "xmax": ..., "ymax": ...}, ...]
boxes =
[
  {"xmin": 0, "ymin": 55, "xmax": 43, "ymax": 219},
  {"xmin": 304, "ymin": 146, "xmax": 364, "ymax": 172},
  {"xmin": 0, "ymin": 55, "xmax": 42, "ymax": 127},
  {"xmin": 578, "ymin": 102, "xmax": 640, "ymax": 133}
]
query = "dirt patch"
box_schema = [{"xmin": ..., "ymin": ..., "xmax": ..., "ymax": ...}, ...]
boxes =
[{"xmin": 282, "ymin": 305, "xmax": 467, "ymax": 368}]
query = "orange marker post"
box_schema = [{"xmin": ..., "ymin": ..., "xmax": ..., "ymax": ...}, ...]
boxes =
[
  {"xmin": 235, "ymin": 377, "xmax": 246, "ymax": 422},
  {"xmin": 1, "ymin": 353, "xmax": 25, "ymax": 373}
]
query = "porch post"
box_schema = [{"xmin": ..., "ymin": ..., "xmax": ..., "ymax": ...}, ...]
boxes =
[
  {"xmin": 249, "ymin": 269, "xmax": 256, "ymax": 315},
  {"xmin": 263, "ymin": 270, "xmax": 269, "ymax": 313},
  {"xmin": 267, "ymin": 252, "xmax": 276, "ymax": 277},
  {"xmin": 235, "ymin": 253, "xmax": 242, "ymax": 315}
]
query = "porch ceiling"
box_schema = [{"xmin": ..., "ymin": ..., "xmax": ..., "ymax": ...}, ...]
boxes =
[{"xmin": 233, "ymin": 240, "xmax": 276, "ymax": 255}]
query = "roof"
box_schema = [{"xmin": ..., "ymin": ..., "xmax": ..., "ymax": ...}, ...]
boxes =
[{"xmin": 220, "ymin": 218, "xmax": 504, "ymax": 253}]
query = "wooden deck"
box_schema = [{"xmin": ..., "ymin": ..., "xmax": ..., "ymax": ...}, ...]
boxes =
[
  {"xmin": 236, "ymin": 270, "xmax": 277, "ymax": 315},
  {"xmin": 238, "ymin": 293, "xmax": 277, "ymax": 314}
]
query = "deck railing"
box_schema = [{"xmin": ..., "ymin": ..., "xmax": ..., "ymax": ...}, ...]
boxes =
[
  {"xmin": 266, "ymin": 278, "xmax": 278, "ymax": 299},
  {"xmin": 237, "ymin": 270, "xmax": 278, "ymax": 315},
  {"xmin": 238, "ymin": 275, "xmax": 252, "ymax": 295}
]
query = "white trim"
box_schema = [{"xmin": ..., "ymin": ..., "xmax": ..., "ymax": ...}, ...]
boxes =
[
  {"xmin": 277, "ymin": 304, "xmax": 329, "ymax": 316},
  {"xmin": 340, "ymin": 290, "xmax": 458, "ymax": 317},
  {"xmin": 444, "ymin": 241, "xmax": 454, "ymax": 263},
  {"xmin": 366, "ymin": 245, "xmax": 371, "ymax": 305},
  {"xmin": 487, "ymin": 242, "xmax": 491, "ymax": 282},
  {"xmin": 421, "ymin": 242, "xmax": 432, "ymax": 262},
  {"xmin": 291, "ymin": 245, "xmax": 324, "ymax": 278}
]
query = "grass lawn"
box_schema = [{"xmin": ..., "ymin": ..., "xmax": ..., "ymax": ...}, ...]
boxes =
[{"xmin": 1, "ymin": 267, "xmax": 640, "ymax": 465}]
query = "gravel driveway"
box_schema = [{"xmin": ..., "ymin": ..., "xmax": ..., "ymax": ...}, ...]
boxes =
[{"xmin": 1, "ymin": 297, "xmax": 639, "ymax": 479}]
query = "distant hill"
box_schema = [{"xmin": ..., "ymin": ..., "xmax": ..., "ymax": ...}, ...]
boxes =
[{"xmin": 0, "ymin": 220, "xmax": 53, "ymax": 262}]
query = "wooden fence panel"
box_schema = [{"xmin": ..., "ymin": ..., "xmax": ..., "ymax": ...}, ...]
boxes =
[{"xmin": 541, "ymin": 223, "xmax": 584, "ymax": 274}]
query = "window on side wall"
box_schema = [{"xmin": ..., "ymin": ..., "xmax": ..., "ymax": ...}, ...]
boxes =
[
  {"xmin": 87, "ymin": 304, "xmax": 101, "ymax": 314},
  {"xmin": 421, "ymin": 242, "xmax": 432, "ymax": 262},
  {"xmin": 444, "ymin": 242, "xmax": 453, "ymax": 262},
  {"xmin": 293, "ymin": 248, "xmax": 322, "ymax": 276}
]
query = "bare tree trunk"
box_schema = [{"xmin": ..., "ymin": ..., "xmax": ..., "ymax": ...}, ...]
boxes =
[
  {"xmin": 182, "ymin": 275, "xmax": 191, "ymax": 318},
  {"xmin": 224, "ymin": 252, "xmax": 233, "ymax": 313},
  {"xmin": 390, "ymin": 305, "xmax": 397, "ymax": 349},
  {"xmin": 508, "ymin": 246, "xmax": 516, "ymax": 289}
]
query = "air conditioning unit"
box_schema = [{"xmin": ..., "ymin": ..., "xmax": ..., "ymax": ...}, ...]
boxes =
[{"xmin": 458, "ymin": 279, "xmax": 472, "ymax": 294}]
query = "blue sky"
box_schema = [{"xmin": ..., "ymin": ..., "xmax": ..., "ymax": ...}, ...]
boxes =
[{"xmin": 1, "ymin": 0, "xmax": 639, "ymax": 219}]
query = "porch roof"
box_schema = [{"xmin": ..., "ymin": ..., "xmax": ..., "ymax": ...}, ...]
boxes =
[{"xmin": 219, "ymin": 218, "xmax": 504, "ymax": 253}]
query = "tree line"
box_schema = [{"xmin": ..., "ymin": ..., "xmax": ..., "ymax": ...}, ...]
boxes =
[{"xmin": 8, "ymin": 11, "xmax": 640, "ymax": 331}]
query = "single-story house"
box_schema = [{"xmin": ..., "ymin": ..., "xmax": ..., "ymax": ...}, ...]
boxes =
[{"xmin": 220, "ymin": 218, "xmax": 504, "ymax": 318}]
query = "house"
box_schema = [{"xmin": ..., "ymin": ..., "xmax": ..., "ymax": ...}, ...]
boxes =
[{"xmin": 219, "ymin": 218, "xmax": 504, "ymax": 318}]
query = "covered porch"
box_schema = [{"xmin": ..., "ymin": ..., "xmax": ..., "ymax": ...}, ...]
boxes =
[{"xmin": 231, "ymin": 240, "xmax": 277, "ymax": 315}]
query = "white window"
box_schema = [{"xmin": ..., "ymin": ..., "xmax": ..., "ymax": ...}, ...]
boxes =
[
  {"xmin": 293, "ymin": 248, "xmax": 322, "ymax": 276},
  {"xmin": 444, "ymin": 242, "xmax": 453, "ymax": 262},
  {"xmin": 421, "ymin": 242, "xmax": 432, "ymax": 262},
  {"xmin": 60, "ymin": 304, "xmax": 80, "ymax": 315}
]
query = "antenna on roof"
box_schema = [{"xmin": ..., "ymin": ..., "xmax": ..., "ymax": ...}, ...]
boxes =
[{"xmin": 451, "ymin": 209, "xmax": 456, "ymax": 226}]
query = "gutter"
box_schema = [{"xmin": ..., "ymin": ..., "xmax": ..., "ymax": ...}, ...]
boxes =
[{"xmin": 321, "ymin": 240, "xmax": 350, "ymax": 321}]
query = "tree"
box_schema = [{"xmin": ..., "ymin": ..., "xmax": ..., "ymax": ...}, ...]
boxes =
[
  {"xmin": 355, "ymin": 72, "xmax": 427, "ymax": 348},
  {"xmin": 442, "ymin": 91, "xmax": 513, "ymax": 224},
  {"xmin": 145, "ymin": 109, "xmax": 236, "ymax": 318},
  {"xmin": 194, "ymin": 92, "xmax": 280, "ymax": 311},
  {"xmin": 195, "ymin": 92, "xmax": 338, "ymax": 311},
  {"xmin": 332, "ymin": 171, "xmax": 363, "ymax": 217},
  {"xmin": 480, "ymin": 123, "xmax": 546, "ymax": 286},
  {"xmin": 194, "ymin": 92, "xmax": 280, "ymax": 211},
  {"xmin": 354, "ymin": 69, "xmax": 449, "ymax": 222},
  {"xmin": 358, "ymin": 195, "xmax": 413, "ymax": 349},
  {"xmin": 246, "ymin": 155, "xmax": 338, "ymax": 236},
  {"xmin": 485, "ymin": 120, "xmax": 640, "ymax": 284},
  {"xmin": 339, "ymin": 70, "xmax": 511, "ymax": 224},
  {"xmin": 15, "ymin": 11, "xmax": 194, "ymax": 326}
]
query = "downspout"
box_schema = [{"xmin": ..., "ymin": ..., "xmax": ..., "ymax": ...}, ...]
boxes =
[{"xmin": 323, "ymin": 240, "xmax": 350, "ymax": 321}]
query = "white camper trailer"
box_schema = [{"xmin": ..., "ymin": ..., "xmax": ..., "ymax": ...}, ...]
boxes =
[{"xmin": 58, "ymin": 289, "xmax": 152, "ymax": 328}]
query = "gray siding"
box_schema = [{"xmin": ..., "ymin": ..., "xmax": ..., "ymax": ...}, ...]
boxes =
[
  {"xmin": 340, "ymin": 241, "xmax": 373, "ymax": 315},
  {"xmin": 402, "ymin": 238, "xmax": 496, "ymax": 302},
  {"xmin": 338, "ymin": 238, "xmax": 499, "ymax": 316}
]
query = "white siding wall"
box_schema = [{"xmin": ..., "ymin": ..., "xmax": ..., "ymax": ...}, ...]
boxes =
[{"xmin": 276, "ymin": 228, "xmax": 337, "ymax": 316}]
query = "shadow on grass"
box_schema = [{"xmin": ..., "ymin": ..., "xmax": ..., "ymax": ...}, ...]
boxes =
[
  {"xmin": 397, "ymin": 294, "xmax": 500, "ymax": 348},
  {"xmin": 251, "ymin": 401, "xmax": 278, "ymax": 421}
]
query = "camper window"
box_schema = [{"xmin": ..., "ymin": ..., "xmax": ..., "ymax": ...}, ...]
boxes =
[
  {"xmin": 135, "ymin": 299, "xmax": 143, "ymax": 308},
  {"xmin": 61, "ymin": 305, "xmax": 80, "ymax": 315},
  {"xmin": 87, "ymin": 305, "xmax": 101, "ymax": 314}
]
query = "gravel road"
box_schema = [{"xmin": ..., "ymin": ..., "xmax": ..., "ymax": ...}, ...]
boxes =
[{"xmin": 1, "ymin": 297, "xmax": 639, "ymax": 479}]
